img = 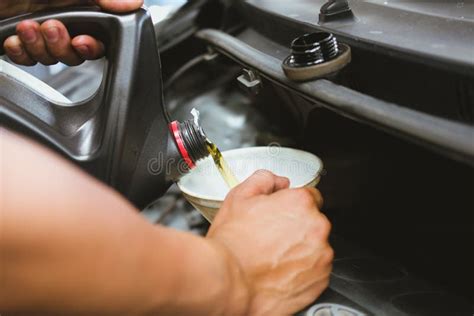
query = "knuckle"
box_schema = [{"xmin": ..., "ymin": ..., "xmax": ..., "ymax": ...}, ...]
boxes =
[
  {"xmin": 313, "ymin": 188, "xmax": 324, "ymax": 207},
  {"xmin": 317, "ymin": 211, "xmax": 330, "ymax": 226},
  {"xmin": 314, "ymin": 188, "xmax": 323, "ymax": 198},
  {"xmin": 226, "ymin": 187, "xmax": 248, "ymax": 201},
  {"xmin": 222, "ymin": 191, "xmax": 245, "ymax": 210},
  {"xmin": 295, "ymin": 188, "xmax": 315, "ymax": 207},
  {"xmin": 323, "ymin": 215, "xmax": 332, "ymax": 232},
  {"xmin": 309, "ymin": 214, "xmax": 331, "ymax": 240},
  {"xmin": 225, "ymin": 186, "xmax": 241, "ymax": 201},
  {"xmin": 253, "ymin": 169, "xmax": 274, "ymax": 181},
  {"xmin": 222, "ymin": 192, "xmax": 235, "ymax": 206},
  {"xmin": 317, "ymin": 215, "xmax": 332, "ymax": 237},
  {"xmin": 323, "ymin": 246, "xmax": 335, "ymax": 264},
  {"xmin": 224, "ymin": 189, "xmax": 235, "ymax": 200}
]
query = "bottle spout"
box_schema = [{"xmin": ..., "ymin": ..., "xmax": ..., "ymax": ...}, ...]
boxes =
[{"xmin": 169, "ymin": 119, "xmax": 209, "ymax": 170}]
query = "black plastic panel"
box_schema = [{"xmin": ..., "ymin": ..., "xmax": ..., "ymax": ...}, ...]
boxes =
[
  {"xmin": 241, "ymin": 0, "xmax": 474, "ymax": 77},
  {"xmin": 0, "ymin": 8, "xmax": 181, "ymax": 208}
]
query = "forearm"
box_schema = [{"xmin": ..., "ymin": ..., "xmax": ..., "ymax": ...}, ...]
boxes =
[
  {"xmin": 144, "ymin": 227, "xmax": 249, "ymax": 315},
  {"xmin": 0, "ymin": 130, "xmax": 248, "ymax": 315},
  {"xmin": 1, "ymin": 198, "xmax": 158, "ymax": 314},
  {"xmin": 1, "ymin": 211, "xmax": 247, "ymax": 315}
]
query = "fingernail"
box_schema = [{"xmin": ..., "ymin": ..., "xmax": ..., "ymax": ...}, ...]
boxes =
[
  {"xmin": 8, "ymin": 45, "xmax": 24, "ymax": 56},
  {"xmin": 75, "ymin": 45, "xmax": 90, "ymax": 57},
  {"xmin": 20, "ymin": 28, "xmax": 37, "ymax": 43},
  {"xmin": 44, "ymin": 27, "xmax": 59, "ymax": 43}
]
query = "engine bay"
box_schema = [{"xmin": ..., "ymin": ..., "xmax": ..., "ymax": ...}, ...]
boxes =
[{"xmin": 1, "ymin": 0, "xmax": 473, "ymax": 314}]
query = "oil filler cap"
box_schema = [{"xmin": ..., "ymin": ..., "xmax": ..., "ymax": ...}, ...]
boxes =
[{"xmin": 282, "ymin": 32, "xmax": 351, "ymax": 81}]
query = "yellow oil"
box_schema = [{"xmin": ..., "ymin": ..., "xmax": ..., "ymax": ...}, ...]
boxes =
[{"xmin": 205, "ymin": 139, "xmax": 239, "ymax": 188}]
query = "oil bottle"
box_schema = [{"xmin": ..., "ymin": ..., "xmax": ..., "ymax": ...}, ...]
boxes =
[{"xmin": 0, "ymin": 9, "xmax": 238, "ymax": 209}]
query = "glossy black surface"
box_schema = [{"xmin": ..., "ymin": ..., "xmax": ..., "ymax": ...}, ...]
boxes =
[
  {"xmin": 284, "ymin": 32, "xmax": 339, "ymax": 67},
  {"xmin": 0, "ymin": 8, "xmax": 182, "ymax": 208},
  {"xmin": 242, "ymin": 0, "xmax": 474, "ymax": 76}
]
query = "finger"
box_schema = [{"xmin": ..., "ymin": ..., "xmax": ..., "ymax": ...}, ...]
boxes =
[
  {"xmin": 71, "ymin": 35, "xmax": 105, "ymax": 60},
  {"xmin": 271, "ymin": 187, "xmax": 324, "ymax": 212},
  {"xmin": 3, "ymin": 35, "xmax": 36, "ymax": 66},
  {"xmin": 40, "ymin": 20, "xmax": 83, "ymax": 66},
  {"xmin": 230, "ymin": 170, "xmax": 287, "ymax": 198},
  {"xmin": 305, "ymin": 187, "xmax": 324, "ymax": 209},
  {"xmin": 316, "ymin": 212, "xmax": 332, "ymax": 240},
  {"xmin": 94, "ymin": 0, "xmax": 143, "ymax": 12},
  {"xmin": 16, "ymin": 20, "xmax": 57, "ymax": 65},
  {"xmin": 274, "ymin": 174, "xmax": 290, "ymax": 191}
]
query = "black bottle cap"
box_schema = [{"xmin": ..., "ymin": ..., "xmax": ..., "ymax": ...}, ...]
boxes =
[{"xmin": 169, "ymin": 120, "xmax": 209, "ymax": 169}]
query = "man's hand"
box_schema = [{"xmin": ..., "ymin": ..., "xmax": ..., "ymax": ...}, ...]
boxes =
[
  {"xmin": 208, "ymin": 170, "xmax": 333, "ymax": 315},
  {"xmin": 2, "ymin": 129, "xmax": 332, "ymax": 315},
  {"xmin": 2, "ymin": 0, "xmax": 143, "ymax": 66}
]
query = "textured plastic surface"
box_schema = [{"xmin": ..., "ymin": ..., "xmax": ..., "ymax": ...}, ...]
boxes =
[
  {"xmin": 0, "ymin": 60, "xmax": 72, "ymax": 103},
  {"xmin": 195, "ymin": 29, "xmax": 474, "ymax": 166},
  {"xmin": 0, "ymin": 8, "xmax": 182, "ymax": 208},
  {"xmin": 242, "ymin": 0, "xmax": 474, "ymax": 77}
]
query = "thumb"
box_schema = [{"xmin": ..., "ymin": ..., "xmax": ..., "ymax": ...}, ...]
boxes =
[
  {"xmin": 230, "ymin": 170, "xmax": 290, "ymax": 199},
  {"xmin": 94, "ymin": 0, "xmax": 143, "ymax": 13}
]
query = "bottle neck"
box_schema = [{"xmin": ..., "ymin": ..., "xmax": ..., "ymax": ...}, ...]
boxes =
[{"xmin": 169, "ymin": 120, "xmax": 209, "ymax": 169}]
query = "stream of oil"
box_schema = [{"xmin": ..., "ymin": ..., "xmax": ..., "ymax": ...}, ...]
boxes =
[{"xmin": 205, "ymin": 139, "xmax": 239, "ymax": 188}]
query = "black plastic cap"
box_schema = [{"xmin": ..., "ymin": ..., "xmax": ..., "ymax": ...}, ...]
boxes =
[
  {"xmin": 284, "ymin": 32, "xmax": 339, "ymax": 68},
  {"xmin": 177, "ymin": 120, "xmax": 209, "ymax": 163}
]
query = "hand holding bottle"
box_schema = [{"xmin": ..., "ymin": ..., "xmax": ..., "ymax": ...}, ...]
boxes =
[{"xmin": 2, "ymin": 0, "xmax": 143, "ymax": 65}]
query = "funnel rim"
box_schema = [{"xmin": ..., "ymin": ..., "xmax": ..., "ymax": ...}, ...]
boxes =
[{"xmin": 177, "ymin": 146, "xmax": 323, "ymax": 202}]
